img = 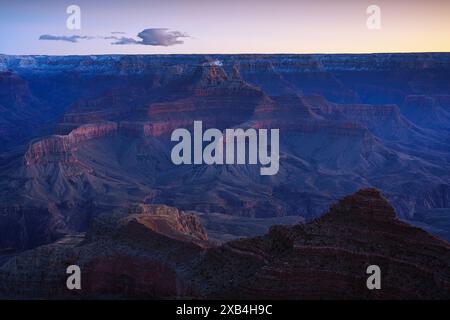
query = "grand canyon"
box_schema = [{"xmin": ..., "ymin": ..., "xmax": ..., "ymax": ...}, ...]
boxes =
[{"xmin": 0, "ymin": 53, "xmax": 449, "ymax": 299}]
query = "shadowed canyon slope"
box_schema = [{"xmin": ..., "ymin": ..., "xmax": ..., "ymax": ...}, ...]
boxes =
[
  {"xmin": 0, "ymin": 53, "xmax": 449, "ymax": 253},
  {"xmin": 1, "ymin": 189, "xmax": 449, "ymax": 299}
]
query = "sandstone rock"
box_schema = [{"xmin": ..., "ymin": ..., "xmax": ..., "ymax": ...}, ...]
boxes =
[
  {"xmin": 1, "ymin": 190, "xmax": 449, "ymax": 299},
  {"xmin": 25, "ymin": 122, "xmax": 118, "ymax": 165},
  {"xmin": 192, "ymin": 189, "xmax": 450, "ymax": 299}
]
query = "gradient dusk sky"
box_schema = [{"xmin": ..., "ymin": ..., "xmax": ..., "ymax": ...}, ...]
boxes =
[{"xmin": 0, "ymin": 0, "xmax": 449, "ymax": 55}]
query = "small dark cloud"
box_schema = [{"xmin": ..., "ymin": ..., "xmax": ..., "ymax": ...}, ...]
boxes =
[
  {"xmin": 112, "ymin": 28, "xmax": 189, "ymax": 46},
  {"xmin": 111, "ymin": 31, "xmax": 126, "ymax": 35},
  {"xmin": 39, "ymin": 34, "xmax": 94, "ymax": 43}
]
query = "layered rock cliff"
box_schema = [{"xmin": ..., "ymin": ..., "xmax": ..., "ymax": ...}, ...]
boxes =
[
  {"xmin": 0, "ymin": 189, "xmax": 449, "ymax": 299},
  {"xmin": 0, "ymin": 204, "xmax": 210, "ymax": 298},
  {"xmin": 193, "ymin": 189, "xmax": 450, "ymax": 299},
  {"xmin": 25, "ymin": 122, "xmax": 118, "ymax": 165}
]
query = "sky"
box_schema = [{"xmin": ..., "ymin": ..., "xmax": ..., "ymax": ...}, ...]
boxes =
[{"xmin": 0, "ymin": 0, "xmax": 449, "ymax": 55}]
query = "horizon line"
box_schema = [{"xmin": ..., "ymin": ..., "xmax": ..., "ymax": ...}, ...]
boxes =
[{"xmin": 1, "ymin": 51, "xmax": 450, "ymax": 57}]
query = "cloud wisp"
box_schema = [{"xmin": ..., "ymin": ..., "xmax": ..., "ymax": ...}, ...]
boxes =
[
  {"xmin": 39, "ymin": 28, "xmax": 190, "ymax": 47},
  {"xmin": 39, "ymin": 34, "xmax": 94, "ymax": 43}
]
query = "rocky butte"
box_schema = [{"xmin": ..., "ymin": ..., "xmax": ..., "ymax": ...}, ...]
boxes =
[{"xmin": 0, "ymin": 189, "xmax": 449, "ymax": 299}]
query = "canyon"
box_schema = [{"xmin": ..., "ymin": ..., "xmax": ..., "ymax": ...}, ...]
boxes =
[{"xmin": 0, "ymin": 53, "xmax": 449, "ymax": 298}]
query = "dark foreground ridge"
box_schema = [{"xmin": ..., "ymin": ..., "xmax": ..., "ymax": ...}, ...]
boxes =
[{"xmin": 1, "ymin": 189, "xmax": 449, "ymax": 299}]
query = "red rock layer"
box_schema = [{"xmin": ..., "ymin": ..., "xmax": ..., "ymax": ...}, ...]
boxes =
[
  {"xmin": 25, "ymin": 122, "xmax": 118, "ymax": 165},
  {"xmin": 2, "ymin": 189, "xmax": 449, "ymax": 299},
  {"xmin": 195, "ymin": 189, "xmax": 450, "ymax": 299}
]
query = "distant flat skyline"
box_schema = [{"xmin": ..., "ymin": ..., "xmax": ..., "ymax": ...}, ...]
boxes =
[{"xmin": 1, "ymin": 0, "xmax": 449, "ymax": 55}]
